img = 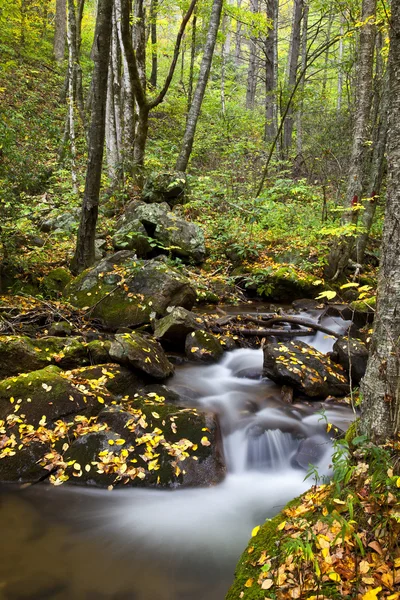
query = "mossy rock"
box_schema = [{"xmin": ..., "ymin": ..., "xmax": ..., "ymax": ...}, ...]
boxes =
[
  {"xmin": 0, "ymin": 440, "xmax": 51, "ymax": 484},
  {"xmin": 154, "ymin": 306, "xmax": 202, "ymax": 350},
  {"xmin": 0, "ymin": 335, "xmax": 111, "ymax": 378},
  {"xmin": 0, "ymin": 365, "xmax": 111, "ymax": 426},
  {"xmin": 110, "ymin": 332, "xmax": 174, "ymax": 379},
  {"xmin": 111, "ymin": 219, "xmax": 152, "ymax": 256},
  {"xmin": 42, "ymin": 267, "xmax": 72, "ymax": 297},
  {"xmin": 185, "ymin": 330, "xmax": 224, "ymax": 363},
  {"xmin": 350, "ymin": 296, "xmax": 376, "ymax": 313},
  {"xmin": 142, "ymin": 171, "xmax": 187, "ymax": 205},
  {"xmin": 65, "ymin": 363, "xmax": 145, "ymax": 398},
  {"xmin": 64, "ymin": 252, "xmax": 196, "ymax": 330}
]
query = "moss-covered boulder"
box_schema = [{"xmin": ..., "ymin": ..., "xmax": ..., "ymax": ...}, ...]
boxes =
[
  {"xmin": 64, "ymin": 252, "xmax": 196, "ymax": 330},
  {"xmin": 142, "ymin": 171, "xmax": 187, "ymax": 206},
  {"xmin": 0, "ymin": 365, "xmax": 110, "ymax": 426},
  {"xmin": 0, "ymin": 335, "xmax": 111, "ymax": 378},
  {"xmin": 42, "ymin": 267, "xmax": 72, "ymax": 296},
  {"xmin": 331, "ymin": 336, "xmax": 369, "ymax": 384},
  {"xmin": 60, "ymin": 397, "xmax": 225, "ymax": 489},
  {"xmin": 109, "ymin": 332, "xmax": 174, "ymax": 379},
  {"xmin": 111, "ymin": 219, "xmax": 152, "ymax": 256},
  {"xmin": 185, "ymin": 330, "xmax": 224, "ymax": 363},
  {"xmin": 237, "ymin": 265, "xmax": 320, "ymax": 301},
  {"xmin": 64, "ymin": 363, "xmax": 145, "ymax": 398},
  {"xmin": 128, "ymin": 202, "xmax": 206, "ymax": 264},
  {"xmin": 154, "ymin": 307, "xmax": 203, "ymax": 349},
  {"xmin": 263, "ymin": 340, "xmax": 349, "ymax": 397}
]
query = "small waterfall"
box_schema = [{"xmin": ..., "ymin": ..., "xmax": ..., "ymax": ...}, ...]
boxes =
[{"xmin": 246, "ymin": 429, "xmax": 298, "ymax": 470}]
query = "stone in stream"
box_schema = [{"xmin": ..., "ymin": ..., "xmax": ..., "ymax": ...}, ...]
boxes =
[
  {"xmin": 64, "ymin": 252, "xmax": 196, "ymax": 330},
  {"xmin": 330, "ymin": 336, "xmax": 369, "ymax": 384},
  {"xmin": 154, "ymin": 306, "xmax": 203, "ymax": 349},
  {"xmin": 0, "ymin": 335, "xmax": 111, "ymax": 378},
  {"xmin": 110, "ymin": 332, "xmax": 174, "ymax": 380},
  {"xmin": 292, "ymin": 434, "xmax": 331, "ymax": 470},
  {"xmin": 263, "ymin": 340, "xmax": 350, "ymax": 398},
  {"xmin": 185, "ymin": 330, "xmax": 224, "ymax": 363}
]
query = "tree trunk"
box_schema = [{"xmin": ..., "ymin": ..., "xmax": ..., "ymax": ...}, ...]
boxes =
[
  {"xmin": 54, "ymin": 0, "xmax": 67, "ymax": 63},
  {"xmin": 187, "ymin": 10, "xmax": 197, "ymax": 110},
  {"xmin": 71, "ymin": 0, "xmax": 113, "ymax": 275},
  {"xmin": 360, "ymin": 0, "xmax": 400, "ymax": 441},
  {"xmin": 175, "ymin": 0, "xmax": 223, "ymax": 172},
  {"xmin": 264, "ymin": 0, "xmax": 277, "ymax": 140},
  {"xmin": 355, "ymin": 70, "xmax": 388, "ymax": 263},
  {"xmin": 66, "ymin": 0, "xmax": 78, "ymax": 193},
  {"xmin": 337, "ymin": 17, "xmax": 344, "ymax": 114},
  {"xmin": 325, "ymin": 0, "xmax": 376, "ymax": 280},
  {"xmin": 295, "ymin": 1, "xmax": 308, "ymax": 155},
  {"xmin": 235, "ymin": 0, "xmax": 242, "ymax": 66},
  {"xmin": 283, "ymin": 0, "xmax": 303, "ymax": 153},
  {"xmin": 133, "ymin": 0, "xmax": 146, "ymax": 89},
  {"xmin": 246, "ymin": 0, "xmax": 259, "ymax": 109},
  {"xmin": 149, "ymin": 0, "xmax": 158, "ymax": 88}
]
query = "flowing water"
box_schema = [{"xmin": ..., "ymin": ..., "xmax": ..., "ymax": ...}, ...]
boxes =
[{"xmin": 0, "ymin": 309, "xmax": 355, "ymax": 600}]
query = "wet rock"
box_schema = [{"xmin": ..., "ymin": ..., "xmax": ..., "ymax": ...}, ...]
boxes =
[
  {"xmin": 47, "ymin": 321, "xmax": 75, "ymax": 337},
  {"xmin": 142, "ymin": 384, "xmax": 182, "ymax": 404},
  {"xmin": 235, "ymin": 368, "xmax": 262, "ymax": 380},
  {"xmin": 112, "ymin": 219, "xmax": 152, "ymax": 256},
  {"xmin": 95, "ymin": 238, "xmax": 107, "ymax": 260},
  {"xmin": 65, "ymin": 252, "xmax": 196, "ymax": 330},
  {"xmin": 292, "ymin": 434, "xmax": 331, "ymax": 470},
  {"xmin": 219, "ymin": 336, "xmax": 239, "ymax": 351},
  {"xmin": 292, "ymin": 298, "xmax": 322, "ymax": 311},
  {"xmin": 325, "ymin": 302, "xmax": 374, "ymax": 328},
  {"xmin": 65, "ymin": 363, "xmax": 145, "ymax": 398},
  {"xmin": 61, "ymin": 399, "xmax": 225, "ymax": 489},
  {"xmin": 154, "ymin": 307, "xmax": 202, "ymax": 349},
  {"xmin": 185, "ymin": 330, "xmax": 224, "ymax": 363},
  {"xmin": 142, "ymin": 171, "xmax": 187, "ymax": 206},
  {"xmin": 0, "ymin": 365, "xmax": 109, "ymax": 426},
  {"xmin": 263, "ymin": 340, "xmax": 349, "ymax": 397},
  {"xmin": 281, "ymin": 385, "xmax": 294, "ymax": 404},
  {"xmin": 0, "ymin": 441, "xmax": 51, "ymax": 484},
  {"xmin": 0, "ymin": 335, "xmax": 112, "ymax": 378},
  {"xmin": 110, "ymin": 332, "xmax": 174, "ymax": 380},
  {"xmin": 331, "ymin": 336, "xmax": 369, "ymax": 384},
  {"xmin": 128, "ymin": 202, "xmax": 206, "ymax": 264}
]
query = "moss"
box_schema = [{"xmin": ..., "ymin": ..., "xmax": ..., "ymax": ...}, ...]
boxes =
[
  {"xmin": 350, "ymin": 296, "xmax": 376, "ymax": 313},
  {"xmin": 344, "ymin": 418, "xmax": 360, "ymax": 446},
  {"xmin": 42, "ymin": 267, "xmax": 72, "ymax": 297}
]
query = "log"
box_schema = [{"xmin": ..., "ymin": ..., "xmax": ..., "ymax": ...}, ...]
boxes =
[
  {"xmin": 234, "ymin": 327, "xmax": 315, "ymax": 337},
  {"xmin": 262, "ymin": 316, "xmax": 341, "ymax": 338}
]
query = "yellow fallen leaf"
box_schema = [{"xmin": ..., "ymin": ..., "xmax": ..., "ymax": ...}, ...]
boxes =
[
  {"xmin": 396, "ymin": 477, "xmax": 400, "ymax": 488},
  {"xmin": 277, "ymin": 521, "xmax": 286, "ymax": 531},
  {"xmin": 97, "ymin": 396, "xmax": 105, "ymax": 404},
  {"xmin": 251, "ymin": 525, "xmax": 260, "ymax": 537},
  {"xmin": 362, "ymin": 587, "xmax": 382, "ymax": 600},
  {"xmin": 191, "ymin": 347, "xmax": 199, "ymax": 353},
  {"xmin": 201, "ymin": 436, "xmax": 211, "ymax": 446},
  {"xmin": 74, "ymin": 463, "xmax": 81, "ymax": 471},
  {"xmin": 115, "ymin": 439, "xmax": 126, "ymax": 445},
  {"xmin": 328, "ymin": 572, "xmax": 341, "ymax": 582},
  {"xmin": 244, "ymin": 578, "xmax": 253, "ymax": 588}
]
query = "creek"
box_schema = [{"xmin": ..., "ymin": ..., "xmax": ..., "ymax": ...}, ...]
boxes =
[{"xmin": 0, "ymin": 307, "xmax": 355, "ymax": 600}]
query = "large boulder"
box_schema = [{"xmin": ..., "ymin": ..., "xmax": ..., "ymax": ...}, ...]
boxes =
[
  {"xmin": 64, "ymin": 363, "xmax": 145, "ymax": 398},
  {"xmin": 185, "ymin": 330, "xmax": 224, "ymax": 363},
  {"xmin": 110, "ymin": 332, "xmax": 174, "ymax": 380},
  {"xmin": 0, "ymin": 335, "xmax": 111, "ymax": 378},
  {"xmin": 154, "ymin": 307, "xmax": 203, "ymax": 349},
  {"xmin": 111, "ymin": 219, "xmax": 152, "ymax": 256},
  {"xmin": 263, "ymin": 340, "xmax": 349, "ymax": 397},
  {"xmin": 126, "ymin": 202, "xmax": 206, "ymax": 264},
  {"xmin": 142, "ymin": 171, "xmax": 187, "ymax": 206},
  {"xmin": 331, "ymin": 336, "xmax": 369, "ymax": 384},
  {"xmin": 64, "ymin": 252, "xmax": 196, "ymax": 330},
  {"xmin": 40, "ymin": 209, "xmax": 80, "ymax": 233}
]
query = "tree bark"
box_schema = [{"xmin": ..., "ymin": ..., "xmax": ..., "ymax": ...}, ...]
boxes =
[
  {"xmin": 325, "ymin": 0, "xmax": 376, "ymax": 280},
  {"xmin": 264, "ymin": 0, "xmax": 277, "ymax": 140},
  {"xmin": 283, "ymin": 0, "xmax": 303, "ymax": 153},
  {"xmin": 246, "ymin": 0, "xmax": 259, "ymax": 109},
  {"xmin": 71, "ymin": 0, "xmax": 113, "ymax": 275},
  {"xmin": 235, "ymin": 0, "xmax": 242, "ymax": 66},
  {"xmin": 175, "ymin": 0, "xmax": 223, "ymax": 172},
  {"xmin": 187, "ymin": 10, "xmax": 197, "ymax": 111},
  {"xmin": 360, "ymin": 0, "xmax": 400, "ymax": 441},
  {"xmin": 54, "ymin": 0, "xmax": 67, "ymax": 63},
  {"xmin": 295, "ymin": 1, "xmax": 308, "ymax": 155},
  {"xmin": 149, "ymin": 0, "xmax": 158, "ymax": 88}
]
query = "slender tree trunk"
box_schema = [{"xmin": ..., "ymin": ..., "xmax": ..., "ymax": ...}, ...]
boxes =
[
  {"xmin": 360, "ymin": 0, "xmax": 400, "ymax": 441},
  {"xmin": 235, "ymin": 0, "xmax": 242, "ymax": 66},
  {"xmin": 175, "ymin": 0, "xmax": 223, "ymax": 172},
  {"xmin": 321, "ymin": 14, "xmax": 333, "ymax": 97},
  {"xmin": 325, "ymin": 0, "xmax": 376, "ymax": 280},
  {"xmin": 105, "ymin": 11, "xmax": 122, "ymax": 183},
  {"xmin": 67, "ymin": 0, "xmax": 78, "ymax": 193},
  {"xmin": 264, "ymin": 0, "xmax": 277, "ymax": 140},
  {"xmin": 188, "ymin": 10, "xmax": 197, "ymax": 111},
  {"xmin": 337, "ymin": 18, "xmax": 344, "ymax": 114},
  {"xmin": 283, "ymin": 0, "xmax": 303, "ymax": 153},
  {"xmin": 54, "ymin": 0, "xmax": 67, "ymax": 62},
  {"xmin": 295, "ymin": 2, "xmax": 308, "ymax": 155},
  {"xmin": 221, "ymin": 12, "xmax": 227, "ymax": 116},
  {"xmin": 71, "ymin": 0, "xmax": 113, "ymax": 274},
  {"xmin": 246, "ymin": 0, "xmax": 259, "ymax": 109},
  {"xmin": 133, "ymin": 0, "xmax": 146, "ymax": 89},
  {"xmin": 149, "ymin": 0, "xmax": 158, "ymax": 88}
]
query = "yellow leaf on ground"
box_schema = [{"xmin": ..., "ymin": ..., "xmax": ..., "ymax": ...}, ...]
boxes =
[
  {"xmin": 277, "ymin": 521, "xmax": 286, "ymax": 531},
  {"xmin": 244, "ymin": 578, "xmax": 253, "ymax": 588},
  {"xmin": 328, "ymin": 572, "xmax": 341, "ymax": 582},
  {"xmin": 362, "ymin": 587, "xmax": 382, "ymax": 600}
]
